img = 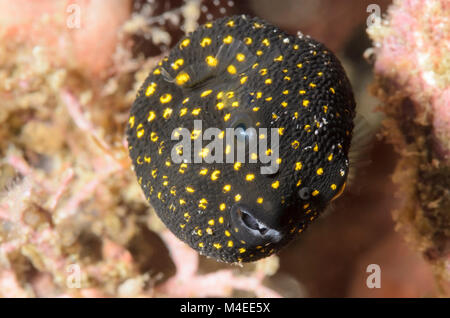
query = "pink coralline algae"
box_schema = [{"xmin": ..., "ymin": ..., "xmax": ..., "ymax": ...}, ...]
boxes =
[{"xmin": 367, "ymin": 0, "xmax": 450, "ymax": 292}]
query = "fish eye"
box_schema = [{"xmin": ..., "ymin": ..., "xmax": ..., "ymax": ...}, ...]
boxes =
[
  {"xmin": 298, "ymin": 187, "xmax": 311, "ymax": 200},
  {"xmin": 234, "ymin": 123, "xmax": 248, "ymax": 142},
  {"xmin": 230, "ymin": 112, "xmax": 256, "ymax": 144}
]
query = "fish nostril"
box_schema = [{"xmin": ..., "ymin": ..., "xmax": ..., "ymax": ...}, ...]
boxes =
[
  {"xmin": 231, "ymin": 203, "xmax": 283, "ymax": 244},
  {"xmin": 240, "ymin": 210, "xmax": 268, "ymax": 235}
]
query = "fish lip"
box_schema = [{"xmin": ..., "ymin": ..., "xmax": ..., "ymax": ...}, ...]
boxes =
[{"xmin": 230, "ymin": 203, "xmax": 283, "ymax": 245}]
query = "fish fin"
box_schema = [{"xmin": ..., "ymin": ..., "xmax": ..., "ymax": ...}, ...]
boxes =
[{"xmin": 347, "ymin": 111, "xmax": 377, "ymax": 188}]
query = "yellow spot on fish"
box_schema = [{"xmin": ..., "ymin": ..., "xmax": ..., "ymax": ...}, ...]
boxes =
[
  {"xmin": 146, "ymin": 82, "xmax": 157, "ymax": 96},
  {"xmin": 227, "ymin": 65, "xmax": 237, "ymax": 74},
  {"xmin": 295, "ymin": 162, "xmax": 303, "ymax": 171},
  {"xmin": 179, "ymin": 108, "xmax": 188, "ymax": 117},
  {"xmin": 200, "ymin": 37, "xmax": 212, "ymax": 47},
  {"xmin": 271, "ymin": 181, "xmax": 280, "ymax": 189},
  {"xmin": 162, "ymin": 108, "xmax": 173, "ymax": 119},
  {"xmin": 191, "ymin": 129, "xmax": 201, "ymax": 140},
  {"xmin": 205, "ymin": 55, "xmax": 218, "ymax": 67},
  {"xmin": 317, "ymin": 168, "xmax": 324, "ymax": 175},
  {"xmin": 136, "ymin": 124, "xmax": 145, "ymax": 138},
  {"xmin": 244, "ymin": 37, "xmax": 253, "ymax": 45},
  {"xmin": 239, "ymin": 248, "xmax": 246, "ymax": 254},
  {"xmin": 224, "ymin": 113, "xmax": 231, "ymax": 121},
  {"xmin": 256, "ymin": 50, "xmax": 263, "ymax": 56},
  {"xmin": 208, "ymin": 219, "xmax": 214, "ymax": 226},
  {"xmin": 211, "ymin": 170, "xmax": 220, "ymax": 181},
  {"xmin": 240, "ymin": 76, "xmax": 248, "ymax": 84},
  {"xmin": 235, "ymin": 194, "xmax": 242, "ymax": 202},
  {"xmin": 234, "ymin": 162, "xmax": 241, "ymax": 171},
  {"xmin": 246, "ymin": 174, "xmax": 255, "ymax": 182},
  {"xmin": 223, "ymin": 35, "xmax": 233, "ymax": 44},
  {"xmin": 274, "ymin": 55, "xmax": 283, "ymax": 62},
  {"xmin": 213, "ymin": 243, "xmax": 222, "ymax": 249},
  {"xmin": 218, "ymin": 217, "xmax": 224, "ymax": 224},
  {"xmin": 129, "ymin": 116, "xmax": 135, "ymax": 128},
  {"xmin": 328, "ymin": 153, "xmax": 333, "ymax": 161},
  {"xmin": 228, "ymin": 241, "xmax": 234, "ymax": 247},
  {"xmin": 330, "ymin": 87, "xmax": 335, "ymax": 94},
  {"xmin": 201, "ymin": 89, "xmax": 213, "ymax": 97},
  {"xmin": 291, "ymin": 140, "xmax": 300, "ymax": 149},
  {"xmin": 186, "ymin": 186, "xmax": 195, "ymax": 193},
  {"xmin": 297, "ymin": 63, "xmax": 303, "ymax": 68},
  {"xmin": 198, "ymin": 242, "xmax": 204, "ymax": 248},
  {"xmin": 160, "ymin": 94, "xmax": 172, "ymax": 104},
  {"xmin": 236, "ymin": 53, "xmax": 245, "ymax": 62},
  {"xmin": 227, "ymin": 20, "xmax": 235, "ymax": 27},
  {"xmin": 257, "ymin": 197, "xmax": 263, "ymax": 204},
  {"xmin": 331, "ymin": 184, "xmax": 337, "ymax": 190},
  {"xmin": 262, "ymin": 38, "xmax": 270, "ymax": 46},
  {"xmin": 312, "ymin": 190, "xmax": 319, "ymax": 196},
  {"xmin": 171, "ymin": 58, "xmax": 184, "ymax": 70},
  {"xmin": 303, "ymin": 100, "xmax": 310, "ymax": 107},
  {"xmin": 313, "ymin": 143, "xmax": 319, "ymax": 152},
  {"xmin": 175, "ymin": 72, "xmax": 190, "ymax": 85},
  {"xmin": 179, "ymin": 163, "xmax": 187, "ymax": 174},
  {"xmin": 191, "ymin": 108, "xmax": 201, "ymax": 116},
  {"xmin": 220, "ymin": 203, "xmax": 226, "ymax": 211},
  {"xmin": 180, "ymin": 38, "xmax": 190, "ymax": 49},
  {"xmin": 265, "ymin": 78, "xmax": 272, "ymax": 85},
  {"xmin": 199, "ymin": 148, "xmax": 209, "ymax": 158},
  {"xmin": 216, "ymin": 102, "xmax": 224, "ymax": 110}
]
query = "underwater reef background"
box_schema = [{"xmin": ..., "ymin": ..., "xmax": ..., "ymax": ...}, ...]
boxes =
[{"xmin": 0, "ymin": 0, "xmax": 448, "ymax": 297}]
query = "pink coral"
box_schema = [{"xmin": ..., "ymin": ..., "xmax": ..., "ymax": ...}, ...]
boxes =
[{"xmin": 368, "ymin": 0, "xmax": 450, "ymax": 292}]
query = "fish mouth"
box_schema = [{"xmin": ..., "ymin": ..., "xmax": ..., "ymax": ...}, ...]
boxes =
[{"xmin": 230, "ymin": 203, "xmax": 283, "ymax": 245}]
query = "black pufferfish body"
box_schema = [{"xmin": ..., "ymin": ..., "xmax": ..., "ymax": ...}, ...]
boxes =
[{"xmin": 127, "ymin": 15, "xmax": 356, "ymax": 263}]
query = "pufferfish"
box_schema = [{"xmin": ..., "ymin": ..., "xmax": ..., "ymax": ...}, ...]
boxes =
[{"xmin": 127, "ymin": 15, "xmax": 356, "ymax": 263}]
